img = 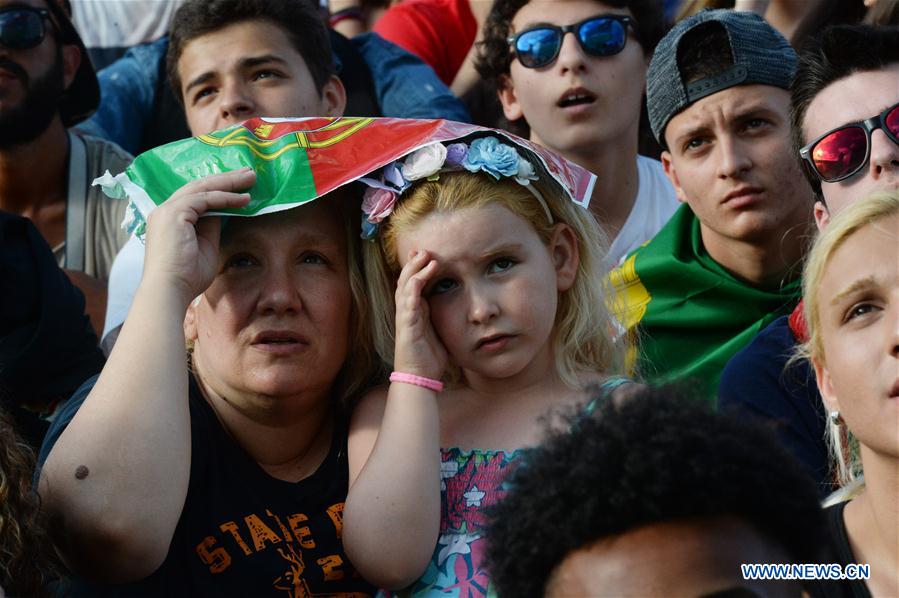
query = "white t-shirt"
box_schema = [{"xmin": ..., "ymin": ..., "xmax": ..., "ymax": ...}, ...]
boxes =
[
  {"xmin": 102, "ymin": 234, "xmax": 144, "ymax": 341},
  {"xmin": 71, "ymin": 0, "xmax": 181, "ymax": 50},
  {"xmin": 606, "ymin": 155, "xmax": 679, "ymax": 267}
]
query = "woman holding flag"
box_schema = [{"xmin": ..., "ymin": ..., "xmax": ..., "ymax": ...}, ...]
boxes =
[
  {"xmin": 35, "ymin": 115, "xmax": 597, "ymax": 594},
  {"xmin": 36, "ymin": 165, "xmax": 378, "ymax": 595}
]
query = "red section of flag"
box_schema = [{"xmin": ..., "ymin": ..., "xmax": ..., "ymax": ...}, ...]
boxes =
[{"xmin": 236, "ymin": 117, "xmax": 596, "ymax": 206}]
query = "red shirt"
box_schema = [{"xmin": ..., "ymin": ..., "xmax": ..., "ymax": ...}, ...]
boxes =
[{"xmin": 374, "ymin": 0, "xmax": 477, "ymax": 85}]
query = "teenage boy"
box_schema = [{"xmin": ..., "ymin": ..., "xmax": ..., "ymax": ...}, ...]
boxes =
[
  {"xmin": 609, "ymin": 9, "xmax": 815, "ymax": 401},
  {"xmin": 79, "ymin": 1, "xmax": 469, "ymax": 156},
  {"xmin": 476, "ymin": 0, "xmax": 675, "ymax": 265},
  {"xmin": 101, "ymin": 0, "xmax": 353, "ymax": 349},
  {"xmin": 719, "ymin": 24, "xmax": 899, "ymax": 492}
]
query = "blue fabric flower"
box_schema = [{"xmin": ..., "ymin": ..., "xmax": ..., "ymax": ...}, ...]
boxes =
[
  {"xmin": 360, "ymin": 218, "xmax": 380, "ymax": 240},
  {"xmin": 462, "ymin": 137, "xmax": 521, "ymax": 180}
]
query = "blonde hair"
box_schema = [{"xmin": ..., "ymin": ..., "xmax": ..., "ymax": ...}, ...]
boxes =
[
  {"xmin": 363, "ymin": 170, "xmax": 624, "ymax": 389},
  {"xmin": 799, "ymin": 190, "xmax": 899, "ymax": 494},
  {"xmin": 335, "ymin": 194, "xmax": 381, "ymax": 405}
]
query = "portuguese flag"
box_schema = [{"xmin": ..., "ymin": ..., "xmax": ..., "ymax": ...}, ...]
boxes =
[
  {"xmin": 95, "ymin": 117, "xmax": 596, "ymax": 236},
  {"xmin": 608, "ymin": 205, "xmax": 802, "ymax": 403}
]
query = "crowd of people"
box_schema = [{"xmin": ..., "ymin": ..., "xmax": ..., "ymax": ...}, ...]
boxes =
[{"xmin": 0, "ymin": 0, "xmax": 897, "ymax": 596}]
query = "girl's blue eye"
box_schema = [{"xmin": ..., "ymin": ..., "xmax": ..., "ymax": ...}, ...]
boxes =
[
  {"xmin": 430, "ymin": 278, "xmax": 457, "ymax": 295},
  {"xmin": 225, "ymin": 254, "xmax": 256, "ymax": 269},
  {"xmin": 846, "ymin": 303, "xmax": 878, "ymax": 322},
  {"xmin": 489, "ymin": 257, "xmax": 515, "ymax": 273},
  {"xmin": 302, "ymin": 253, "xmax": 327, "ymax": 265}
]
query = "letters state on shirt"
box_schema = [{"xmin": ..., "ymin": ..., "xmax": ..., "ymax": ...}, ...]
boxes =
[{"xmin": 194, "ymin": 502, "xmax": 349, "ymax": 584}]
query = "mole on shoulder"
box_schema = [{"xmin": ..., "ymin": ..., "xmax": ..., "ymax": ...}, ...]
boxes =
[{"xmin": 74, "ymin": 465, "xmax": 89, "ymax": 480}]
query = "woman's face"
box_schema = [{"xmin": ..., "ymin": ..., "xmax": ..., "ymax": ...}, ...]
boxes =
[
  {"xmin": 186, "ymin": 201, "xmax": 352, "ymax": 418},
  {"xmin": 813, "ymin": 214, "xmax": 899, "ymax": 457}
]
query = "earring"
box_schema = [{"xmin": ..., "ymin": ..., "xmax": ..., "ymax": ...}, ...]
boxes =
[{"xmin": 829, "ymin": 410, "xmax": 845, "ymax": 426}]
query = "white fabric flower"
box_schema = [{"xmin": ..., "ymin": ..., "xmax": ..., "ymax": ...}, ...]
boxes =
[
  {"xmin": 401, "ymin": 143, "xmax": 448, "ymax": 181},
  {"xmin": 515, "ymin": 156, "xmax": 538, "ymax": 185}
]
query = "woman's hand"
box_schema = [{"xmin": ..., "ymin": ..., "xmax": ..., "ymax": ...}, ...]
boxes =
[
  {"xmin": 142, "ymin": 168, "xmax": 254, "ymax": 302},
  {"xmin": 393, "ymin": 250, "xmax": 447, "ymax": 380}
]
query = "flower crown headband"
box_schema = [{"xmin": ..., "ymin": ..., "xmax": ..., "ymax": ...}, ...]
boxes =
[{"xmin": 359, "ymin": 136, "xmax": 553, "ymax": 240}]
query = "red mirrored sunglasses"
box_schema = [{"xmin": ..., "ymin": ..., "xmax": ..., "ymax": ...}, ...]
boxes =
[{"xmin": 800, "ymin": 101, "xmax": 899, "ymax": 183}]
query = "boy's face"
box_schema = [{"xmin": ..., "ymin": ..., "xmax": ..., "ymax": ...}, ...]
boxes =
[
  {"xmin": 498, "ymin": 0, "xmax": 647, "ymax": 158},
  {"xmin": 176, "ymin": 19, "xmax": 345, "ymax": 136},
  {"xmin": 801, "ymin": 64, "xmax": 899, "ymax": 229},
  {"xmin": 660, "ymin": 85, "xmax": 812, "ymax": 253}
]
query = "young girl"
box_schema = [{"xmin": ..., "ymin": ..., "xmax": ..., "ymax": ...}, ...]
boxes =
[
  {"xmin": 343, "ymin": 136, "xmax": 626, "ymax": 594},
  {"xmin": 801, "ymin": 191, "xmax": 898, "ymax": 598}
]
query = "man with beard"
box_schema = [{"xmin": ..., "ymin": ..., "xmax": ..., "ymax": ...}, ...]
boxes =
[{"xmin": 0, "ymin": 0, "xmax": 132, "ymax": 333}]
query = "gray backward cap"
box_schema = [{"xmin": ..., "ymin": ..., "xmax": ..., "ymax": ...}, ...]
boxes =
[{"xmin": 646, "ymin": 9, "xmax": 797, "ymax": 147}]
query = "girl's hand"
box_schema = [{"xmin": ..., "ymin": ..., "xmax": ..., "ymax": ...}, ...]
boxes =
[
  {"xmin": 142, "ymin": 168, "xmax": 254, "ymax": 303},
  {"xmin": 393, "ymin": 250, "xmax": 448, "ymax": 380}
]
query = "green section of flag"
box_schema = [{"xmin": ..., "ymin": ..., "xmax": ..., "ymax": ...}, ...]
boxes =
[
  {"xmin": 125, "ymin": 126, "xmax": 317, "ymax": 215},
  {"xmin": 610, "ymin": 205, "xmax": 802, "ymax": 402}
]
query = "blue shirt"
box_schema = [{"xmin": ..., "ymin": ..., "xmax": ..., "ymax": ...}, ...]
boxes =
[{"xmin": 718, "ymin": 316, "xmax": 833, "ymax": 496}]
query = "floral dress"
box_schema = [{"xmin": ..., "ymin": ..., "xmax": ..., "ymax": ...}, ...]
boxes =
[
  {"xmin": 381, "ymin": 447, "xmax": 523, "ymax": 598},
  {"xmin": 379, "ymin": 377, "xmax": 631, "ymax": 597}
]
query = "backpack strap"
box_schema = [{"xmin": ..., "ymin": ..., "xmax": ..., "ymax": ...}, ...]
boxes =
[{"xmin": 65, "ymin": 130, "xmax": 87, "ymax": 271}]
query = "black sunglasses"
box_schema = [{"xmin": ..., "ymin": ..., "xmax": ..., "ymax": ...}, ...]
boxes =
[
  {"xmin": 800, "ymin": 101, "xmax": 899, "ymax": 183},
  {"xmin": 0, "ymin": 6, "xmax": 52, "ymax": 50},
  {"xmin": 507, "ymin": 14, "xmax": 635, "ymax": 70}
]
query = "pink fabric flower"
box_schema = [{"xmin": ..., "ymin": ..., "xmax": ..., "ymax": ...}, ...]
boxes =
[{"xmin": 362, "ymin": 187, "xmax": 397, "ymax": 223}]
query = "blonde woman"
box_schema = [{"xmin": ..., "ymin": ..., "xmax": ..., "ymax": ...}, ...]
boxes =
[{"xmin": 802, "ymin": 191, "xmax": 898, "ymax": 597}]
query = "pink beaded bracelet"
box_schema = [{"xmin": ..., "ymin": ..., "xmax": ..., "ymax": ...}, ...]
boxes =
[{"xmin": 389, "ymin": 372, "xmax": 445, "ymax": 392}]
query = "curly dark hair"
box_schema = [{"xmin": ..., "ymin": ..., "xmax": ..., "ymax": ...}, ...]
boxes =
[
  {"xmin": 790, "ymin": 24, "xmax": 899, "ymax": 201},
  {"xmin": 166, "ymin": 0, "xmax": 335, "ymax": 103},
  {"xmin": 0, "ymin": 408, "xmax": 59, "ymax": 597},
  {"xmin": 486, "ymin": 384, "xmax": 826, "ymax": 597}
]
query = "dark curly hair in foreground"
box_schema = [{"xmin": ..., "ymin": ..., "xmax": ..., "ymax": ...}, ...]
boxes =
[
  {"xmin": 486, "ymin": 385, "xmax": 825, "ymax": 597},
  {"xmin": 0, "ymin": 407, "xmax": 59, "ymax": 597}
]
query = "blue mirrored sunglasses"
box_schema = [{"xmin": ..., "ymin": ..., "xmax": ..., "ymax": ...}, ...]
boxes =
[{"xmin": 507, "ymin": 14, "xmax": 635, "ymax": 69}]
